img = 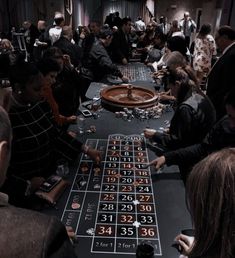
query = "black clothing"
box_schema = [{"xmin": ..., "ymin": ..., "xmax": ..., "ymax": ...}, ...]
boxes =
[
  {"xmin": 110, "ymin": 29, "xmax": 131, "ymax": 63},
  {"xmin": 54, "ymin": 37, "xmax": 83, "ymax": 68},
  {"xmin": 80, "ymin": 38, "xmax": 123, "ymax": 100},
  {"xmin": 152, "ymin": 92, "xmax": 216, "ymax": 150},
  {"xmin": 164, "ymin": 115, "xmax": 235, "ymax": 182},
  {"xmin": 206, "ymin": 43, "xmax": 235, "ymax": 120},
  {"xmin": 25, "ymin": 24, "xmax": 40, "ymax": 59},
  {"xmin": 53, "ymin": 66, "xmax": 81, "ymax": 116},
  {"xmin": 81, "ymin": 38, "xmax": 123, "ymax": 82}
]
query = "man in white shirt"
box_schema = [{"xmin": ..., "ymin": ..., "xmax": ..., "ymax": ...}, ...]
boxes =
[
  {"xmin": 49, "ymin": 13, "xmax": 65, "ymax": 45},
  {"xmin": 135, "ymin": 17, "xmax": 146, "ymax": 36},
  {"xmin": 179, "ymin": 12, "xmax": 196, "ymax": 47}
]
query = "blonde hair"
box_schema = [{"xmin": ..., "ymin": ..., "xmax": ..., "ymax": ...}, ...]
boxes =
[{"xmin": 0, "ymin": 39, "xmax": 14, "ymax": 51}]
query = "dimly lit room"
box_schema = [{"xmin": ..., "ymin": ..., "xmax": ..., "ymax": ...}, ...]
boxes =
[{"xmin": 0, "ymin": 1, "xmax": 235, "ymax": 258}]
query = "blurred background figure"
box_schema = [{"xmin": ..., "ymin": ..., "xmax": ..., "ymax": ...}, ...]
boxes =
[
  {"xmin": 193, "ymin": 23, "xmax": 217, "ymax": 86},
  {"xmin": 179, "ymin": 12, "xmax": 196, "ymax": 48}
]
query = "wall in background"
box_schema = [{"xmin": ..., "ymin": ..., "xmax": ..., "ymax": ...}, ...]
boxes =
[{"xmin": 0, "ymin": 0, "xmax": 234, "ymax": 36}]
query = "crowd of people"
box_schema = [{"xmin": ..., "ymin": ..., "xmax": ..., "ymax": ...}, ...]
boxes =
[{"xmin": 0, "ymin": 9, "xmax": 235, "ymax": 258}]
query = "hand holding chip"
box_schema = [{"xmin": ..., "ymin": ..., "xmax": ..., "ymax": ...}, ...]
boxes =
[
  {"xmin": 84, "ymin": 146, "xmax": 102, "ymax": 164},
  {"xmin": 174, "ymin": 233, "xmax": 195, "ymax": 255},
  {"xmin": 143, "ymin": 128, "xmax": 156, "ymax": 139}
]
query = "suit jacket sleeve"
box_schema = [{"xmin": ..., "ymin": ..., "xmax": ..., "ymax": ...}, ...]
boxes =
[{"xmin": 43, "ymin": 217, "xmax": 77, "ymax": 258}]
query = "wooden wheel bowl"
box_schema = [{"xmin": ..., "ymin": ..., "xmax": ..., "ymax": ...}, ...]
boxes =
[{"xmin": 100, "ymin": 84, "xmax": 158, "ymax": 111}]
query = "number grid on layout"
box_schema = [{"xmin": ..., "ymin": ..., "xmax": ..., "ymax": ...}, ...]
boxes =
[{"xmin": 61, "ymin": 135, "xmax": 162, "ymax": 256}]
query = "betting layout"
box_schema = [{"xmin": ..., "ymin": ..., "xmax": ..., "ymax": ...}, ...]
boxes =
[
  {"xmin": 117, "ymin": 63, "xmax": 153, "ymax": 82},
  {"xmin": 61, "ymin": 134, "xmax": 162, "ymax": 256}
]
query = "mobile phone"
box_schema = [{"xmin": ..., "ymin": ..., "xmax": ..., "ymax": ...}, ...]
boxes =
[
  {"xmin": 39, "ymin": 175, "xmax": 62, "ymax": 192},
  {"xmin": 81, "ymin": 109, "xmax": 92, "ymax": 117}
]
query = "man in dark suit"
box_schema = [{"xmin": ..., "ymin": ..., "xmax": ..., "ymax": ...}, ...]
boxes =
[
  {"xmin": 0, "ymin": 106, "xmax": 77, "ymax": 258},
  {"xmin": 110, "ymin": 17, "xmax": 132, "ymax": 64},
  {"xmin": 206, "ymin": 26, "xmax": 235, "ymax": 120},
  {"xmin": 54, "ymin": 26, "xmax": 83, "ymax": 68}
]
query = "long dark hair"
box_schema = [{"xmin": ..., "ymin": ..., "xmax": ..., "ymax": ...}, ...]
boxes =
[
  {"xmin": 168, "ymin": 65, "xmax": 202, "ymax": 104},
  {"xmin": 187, "ymin": 148, "xmax": 235, "ymax": 258}
]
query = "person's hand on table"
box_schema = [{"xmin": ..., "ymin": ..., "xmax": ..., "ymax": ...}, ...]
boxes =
[
  {"xmin": 149, "ymin": 156, "xmax": 166, "ymax": 171},
  {"xmin": 67, "ymin": 115, "xmax": 77, "ymax": 123},
  {"xmin": 82, "ymin": 145, "xmax": 102, "ymax": 164},
  {"xmin": 174, "ymin": 233, "xmax": 195, "ymax": 256},
  {"xmin": 143, "ymin": 128, "xmax": 156, "ymax": 139},
  {"xmin": 121, "ymin": 76, "xmax": 129, "ymax": 83},
  {"xmin": 122, "ymin": 58, "xmax": 128, "ymax": 65},
  {"xmin": 30, "ymin": 177, "xmax": 45, "ymax": 193},
  {"xmin": 66, "ymin": 226, "xmax": 76, "ymax": 244}
]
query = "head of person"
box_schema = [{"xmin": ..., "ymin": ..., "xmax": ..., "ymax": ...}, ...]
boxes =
[
  {"xmin": 54, "ymin": 12, "xmax": 65, "ymax": 27},
  {"xmin": 167, "ymin": 65, "xmax": 199, "ymax": 103},
  {"xmin": 167, "ymin": 36, "xmax": 188, "ymax": 58},
  {"xmin": 225, "ymin": 89, "xmax": 235, "ymax": 129},
  {"xmin": 115, "ymin": 11, "xmax": 120, "ymax": 17},
  {"xmin": 43, "ymin": 47, "xmax": 64, "ymax": 71},
  {"xmin": 89, "ymin": 21, "xmax": 101, "ymax": 35},
  {"xmin": 146, "ymin": 22, "xmax": 154, "ymax": 32},
  {"xmin": 37, "ymin": 20, "xmax": 46, "ymax": 32},
  {"xmin": 186, "ymin": 148, "xmax": 235, "ymax": 258},
  {"xmin": 199, "ymin": 23, "xmax": 212, "ymax": 37},
  {"xmin": 171, "ymin": 20, "xmax": 180, "ymax": 32},
  {"xmin": 0, "ymin": 39, "xmax": 14, "ymax": 51},
  {"xmin": 37, "ymin": 58, "xmax": 61, "ymax": 87},
  {"xmin": 159, "ymin": 16, "xmax": 166, "ymax": 24},
  {"xmin": 165, "ymin": 51, "xmax": 187, "ymax": 70},
  {"xmin": 184, "ymin": 12, "xmax": 190, "ymax": 20},
  {"xmin": 112, "ymin": 26, "xmax": 118, "ymax": 33},
  {"xmin": 61, "ymin": 26, "xmax": 73, "ymax": 41},
  {"xmin": 153, "ymin": 32, "xmax": 167, "ymax": 48},
  {"xmin": 9, "ymin": 62, "xmax": 44, "ymax": 105},
  {"xmin": 215, "ymin": 26, "xmax": 235, "ymax": 52},
  {"xmin": 121, "ymin": 17, "xmax": 132, "ymax": 34},
  {"xmin": 0, "ymin": 106, "xmax": 11, "ymax": 187},
  {"xmin": 98, "ymin": 27, "xmax": 113, "ymax": 47},
  {"xmin": 22, "ymin": 21, "xmax": 31, "ymax": 30}
]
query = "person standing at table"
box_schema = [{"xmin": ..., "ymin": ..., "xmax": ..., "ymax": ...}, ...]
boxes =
[
  {"xmin": 110, "ymin": 17, "xmax": 132, "ymax": 64},
  {"xmin": 2, "ymin": 61, "xmax": 101, "ymax": 207},
  {"xmin": 0, "ymin": 106, "xmax": 77, "ymax": 258},
  {"xmin": 193, "ymin": 23, "xmax": 217, "ymax": 85},
  {"xmin": 206, "ymin": 25, "xmax": 235, "ymax": 121},
  {"xmin": 179, "ymin": 12, "xmax": 196, "ymax": 48},
  {"xmin": 175, "ymin": 148, "xmax": 235, "ymax": 258}
]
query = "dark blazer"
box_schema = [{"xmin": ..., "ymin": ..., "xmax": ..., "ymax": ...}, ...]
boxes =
[
  {"xmin": 206, "ymin": 43, "xmax": 235, "ymax": 120},
  {"xmin": 54, "ymin": 37, "xmax": 83, "ymax": 68},
  {"xmin": 110, "ymin": 29, "xmax": 131, "ymax": 63},
  {"xmin": 0, "ymin": 198, "xmax": 77, "ymax": 258},
  {"xmin": 152, "ymin": 92, "xmax": 216, "ymax": 151},
  {"xmin": 164, "ymin": 115, "xmax": 235, "ymax": 182}
]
